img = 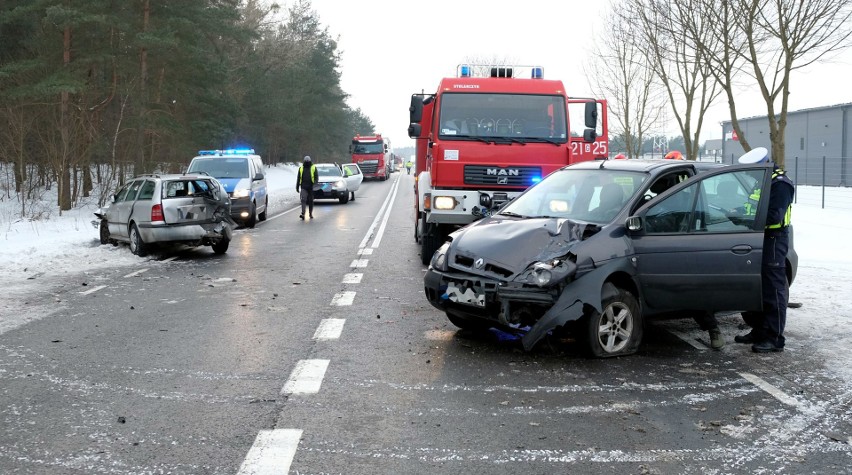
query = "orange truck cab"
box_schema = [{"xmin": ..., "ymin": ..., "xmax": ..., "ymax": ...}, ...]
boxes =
[{"xmin": 408, "ymin": 64, "xmax": 609, "ymax": 264}]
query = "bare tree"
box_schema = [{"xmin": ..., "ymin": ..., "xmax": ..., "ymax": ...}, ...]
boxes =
[
  {"xmin": 588, "ymin": 3, "xmax": 664, "ymax": 159},
  {"xmin": 696, "ymin": 0, "xmax": 852, "ymax": 168},
  {"xmin": 628, "ymin": 0, "xmax": 722, "ymax": 162}
]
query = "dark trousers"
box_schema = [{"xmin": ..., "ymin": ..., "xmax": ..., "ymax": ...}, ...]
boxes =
[
  {"xmin": 743, "ymin": 230, "xmax": 789, "ymax": 345},
  {"xmin": 760, "ymin": 229, "xmax": 789, "ymax": 346},
  {"xmin": 300, "ymin": 188, "xmax": 314, "ymax": 215}
]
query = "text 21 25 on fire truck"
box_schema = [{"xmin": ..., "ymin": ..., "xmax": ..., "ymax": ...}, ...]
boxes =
[
  {"xmin": 350, "ymin": 134, "xmax": 392, "ymax": 180},
  {"xmin": 408, "ymin": 64, "xmax": 609, "ymax": 264}
]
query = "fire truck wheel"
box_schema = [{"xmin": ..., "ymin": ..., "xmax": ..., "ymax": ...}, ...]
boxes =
[{"xmin": 421, "ymin": 223, "xmax": 442, "ymax": 265}]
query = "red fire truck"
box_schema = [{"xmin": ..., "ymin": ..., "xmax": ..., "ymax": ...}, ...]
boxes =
[
  {"xmin": 349, "ymin": 134, "xmax": 392, "ymax": 180},
  {"xmin": 408, "ymin": 64, "xmax": 609, "ymax": 264}
]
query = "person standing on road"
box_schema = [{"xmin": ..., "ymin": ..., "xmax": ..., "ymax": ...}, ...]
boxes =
[
  {"xmin": 296, "ymin": 155, "xmax": 317, "ymax": 220},
  {"xmin": 405, "ymin": 159, "xmax": 413, "ymax": 175},
  {"xmin": 734, "ymin": 147, "xmax": 795, "ymax": 353}
]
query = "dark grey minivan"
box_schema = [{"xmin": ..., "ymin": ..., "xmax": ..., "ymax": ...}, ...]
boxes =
[{"xmin": 424, "ymin": 159, "xmax": 797, "ymax": 357}]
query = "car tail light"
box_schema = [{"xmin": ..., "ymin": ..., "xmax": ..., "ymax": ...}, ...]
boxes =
[{"xmin": 151, "ymin": 204, "xmax": 164, "ymax": 223}]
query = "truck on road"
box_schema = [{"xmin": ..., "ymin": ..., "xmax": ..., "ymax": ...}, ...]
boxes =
[
  {"xmin": 408, "ymin": 64, "xmax": 609, "ymax": 264},
  {"xmin": 350, "ymin": 134, "xmax": 392, "ymax": 180}
]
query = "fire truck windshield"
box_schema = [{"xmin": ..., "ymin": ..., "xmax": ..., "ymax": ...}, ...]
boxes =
[
  {"xmin": 438, "ymin": 93, "xmax": 567, "ymax": 142},
  {"xmin": 351, "ymin": 142, "xmax": 384, "ymax": 154}
]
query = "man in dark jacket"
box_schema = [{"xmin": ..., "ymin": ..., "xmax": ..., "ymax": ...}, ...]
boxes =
[
  {"xmin": 296, "ymin": 155, "xmax": 317, "ymax": 219},
  {"xmin": 734, "ymin": 148, "xmax": 795, "ymax": 352}
]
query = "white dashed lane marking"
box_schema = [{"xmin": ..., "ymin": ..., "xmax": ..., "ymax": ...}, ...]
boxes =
[
  {"xmin": 281, "ymin": 359, "xmax": 330, "ymax": 395},
  {"xmin": 123, "ymin": 268, "xmax": 149, "ymax": 278},
  {"xmin": 237, "ymin": 429, "xmax": 302, "ymax": 475},
  {"xmin": 313, "ymin": 319, "xmax": 346, "ymax": 341},
  {"xmin": 330, "ymin": 291, "xmax": 356, "ymax": 306},
  {"xmin": 358, "ymin": 248, "xmax": 373, "ymax": 255},
  {"xmin": 78, "ymin": 285, "xmax": 107, "ymax": 295},
  {"xmin": 739, "ymin": 372, "xmax": 800, "ymax": 407},
  {"xmin": 342, "ymin": 273, "xmax": 363, "ymax": 284},
  {"xmin": 349, "ymin": 259, "xmax": 369, "ymax": 268}
]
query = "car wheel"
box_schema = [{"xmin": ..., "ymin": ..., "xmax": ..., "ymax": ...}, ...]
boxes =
[
  {"xmin": 339, "ymin": 193, "xmax": 349, "ymax": 204},
  {"xmin": 129, "ymin": 223, "xmax": 148, "ymax": 257},
  {"xmin": 245, "ymin": 202, "xmax": 257, "ymax": 228},
  {"xmin": 446, "ymin": 312, "xmax": 492, "ymax": 332},
  {"xmin": 258, "ymin": 198, "xmax": 267, "ymax": 221},
  {"xmin": 584, "ymin": 283, "xmax": 642, "ymax": 358},
  {"xmin": 211, "ymin": 236, "xmax": 230, "ymax": 254},
  {"xmin": 99, "ymin": 219, "xmax": 110, "ymax": 245}
]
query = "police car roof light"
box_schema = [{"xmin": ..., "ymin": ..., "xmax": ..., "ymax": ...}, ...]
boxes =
[{"xmin": 197, "ymin": 148, "xmax": 255, "ymax": 156}]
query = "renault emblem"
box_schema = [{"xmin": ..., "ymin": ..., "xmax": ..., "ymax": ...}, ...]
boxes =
[{"xmin": 474, "ymin": 258, "xmax": 484, "ymax": 269}]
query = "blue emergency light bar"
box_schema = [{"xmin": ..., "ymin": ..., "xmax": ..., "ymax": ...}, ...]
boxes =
[
  {"xmin": 531, "ymin": 176, "xmax": 542, "ymax": 184},
  {"xmin": 531, "ymin": 67, "xmax": 543, "ymax": 79},
  {"xmin": 460, "ymin": 64, "xmax": 472, "ymax": 77},
  {"xmin": 197, "ymin": 148, "xmax": 255, "ymax": 156}
]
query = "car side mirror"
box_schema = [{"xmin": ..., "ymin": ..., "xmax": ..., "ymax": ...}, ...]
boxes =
[
  {"xmin": 626, "ymin": 216, "xmax": 642, "ymax": 231},
  {"xmin": 111, "ymin": 194, "xmax": 118, "ymax": 203},
  {"xmin": 254, "ymin": 172, "xmax": 264, "ymax": 181}
]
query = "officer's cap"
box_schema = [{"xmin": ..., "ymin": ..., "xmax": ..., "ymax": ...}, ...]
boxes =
[
  {"xmin": 737, "ymin": 147, "xmax": 769, "ymax": 164},
  {"xmin": 303, "ymin": 155, "xmax": 312, "ymax": 162}
]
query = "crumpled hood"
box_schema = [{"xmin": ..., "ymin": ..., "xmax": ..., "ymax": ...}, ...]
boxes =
[
  {"xmin": 217, "ymin": 177, "xmax": 250, "ymax": 194},
  {"xmin": 448, "ymin": 217, "xmax": 594, "ymax": 277}
]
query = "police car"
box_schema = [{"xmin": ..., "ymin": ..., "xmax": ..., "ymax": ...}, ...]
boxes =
[{"xmin": 187, "ymin": 149, "xmax": 268, "ymax": 227}]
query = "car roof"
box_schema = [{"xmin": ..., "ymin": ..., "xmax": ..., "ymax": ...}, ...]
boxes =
[
  {"xmin": 566, "ymin": 158, "xmax": 725, "ymax": 174},
  {"xmin": 131, "ymin": 173, "xmax": 219, "ymax": 181}
]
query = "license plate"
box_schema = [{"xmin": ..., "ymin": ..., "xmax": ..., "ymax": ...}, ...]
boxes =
[{"xmin": 445, "ymin": 283, "xmax": 485, "ymax": 307}]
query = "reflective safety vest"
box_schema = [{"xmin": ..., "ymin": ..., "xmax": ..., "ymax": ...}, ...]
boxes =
[
  {"xmin": 766, "ymin": 169, "xmax": 793, "ymax": 229},
  {"xmin": 744, "ymin": 188, "xmax": 761, "ymax": 216},
  {"xmin": 298, "ymin": 164, "xmax": 317, "ymax": 183}
]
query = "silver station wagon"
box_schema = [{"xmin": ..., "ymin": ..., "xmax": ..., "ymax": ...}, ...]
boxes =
[{"xmin": 94, "ymin": 174, "xmax": 235, "ymax": 256}]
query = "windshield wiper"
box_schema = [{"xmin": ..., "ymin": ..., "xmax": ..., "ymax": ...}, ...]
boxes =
[
  {"xmin": 523, "ymin": 137, "xmax": 562, "ymax": 146},
  {"xmin": 497, "ymin": 211, "xmax": 528, "ymax": 219},
  {"xmin": 452, "ymin": 134, "xmax": 493, "ymax": 144},
  {"xmin": 480, "ymin": 136, "xmax": 527, "ymax": 145}
]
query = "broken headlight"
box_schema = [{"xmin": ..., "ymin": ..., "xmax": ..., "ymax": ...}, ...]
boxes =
[{"xmin": 517, "ymin": 258, "xmax": 577, "ymax": 288}]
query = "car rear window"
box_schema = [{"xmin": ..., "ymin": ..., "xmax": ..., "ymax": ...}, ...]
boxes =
[{"xmin": 188, "ymin": 157, "xmax": 249, "ymax": 178}]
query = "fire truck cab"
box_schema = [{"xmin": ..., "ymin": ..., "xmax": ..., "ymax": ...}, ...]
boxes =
[{"xmin": 409, "ymin": 64, "xmax": 608, "ymax": 264}]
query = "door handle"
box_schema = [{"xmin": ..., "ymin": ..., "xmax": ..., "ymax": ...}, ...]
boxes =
[{"xmin": 731, "ymin": 245, "xmax": 752, "ymax": 255}]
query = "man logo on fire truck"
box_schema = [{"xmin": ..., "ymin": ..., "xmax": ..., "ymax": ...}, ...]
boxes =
[{"xmin": 408, "ymin": 64, "xmax": 609, "ymax": 264}]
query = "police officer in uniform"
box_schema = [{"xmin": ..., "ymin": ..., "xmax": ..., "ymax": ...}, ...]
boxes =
[{"xmin": 734, "ymin": 147, "xmax": 795, "ymax": 353}]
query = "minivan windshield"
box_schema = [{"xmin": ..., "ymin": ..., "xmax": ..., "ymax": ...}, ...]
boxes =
[
  {"xmin": 499, "ymin": 169, "xmax": 648, "ymax": 224},
  {"xmin": 188, "ymin": 157, "xmax": 249, "ymax": 178}
]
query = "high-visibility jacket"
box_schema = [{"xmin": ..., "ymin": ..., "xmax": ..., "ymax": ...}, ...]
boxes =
[
  {"xmin": 766, "ymin": 169, "xmax": 794, "ymax": 229},
  {"xmin": 298, "ymin": 164, "xmax": 317, "ymax": 189}
]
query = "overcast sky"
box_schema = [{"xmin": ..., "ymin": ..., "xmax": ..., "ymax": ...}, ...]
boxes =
[{"xmin": 305, "ymin": 0, "xmax": 852, "ymax": 149}]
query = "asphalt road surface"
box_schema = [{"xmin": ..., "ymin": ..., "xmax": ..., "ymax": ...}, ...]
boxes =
[{"xmin": 1, "ymin": 173, "xmax": 850, "ymax": 474}]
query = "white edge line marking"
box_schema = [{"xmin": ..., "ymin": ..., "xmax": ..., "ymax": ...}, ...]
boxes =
[
  {"xmin": 739, "ymin": 372, "xmax": 800, "ymax": 407},
  {"xmin": 358, "ymin": 177, "xmax": 398, "ymax": 249},
  {"xmin": 123, "ymin": 268, "xmax": 149, "ymax": 278},
  {"xmin": 281, "ymin": 359, "xmax": 330, "ymax": 395},
  {"xmin": 237, "ymin": 429, "xmax": 302, "ymax": 475},
  {"xmin": 263, "ymin": 205, "xmax": 301, "ymax": 223},
  {"xmin": 313, "ymin": 319, "xmax": 346, "ymax": 340},
  {"xmin": 330, "ymin": 291, "xmax": 356, "ymax": 306},
  {"xmin": 371, "ymin": 176, "xmax": 401, "ymax": 249},
  {"xmin": 79, "ymin": 285, "xmax": 107, "ymax": 295},
  {"xmin": 161, "ymin": 256, "xmax": 179, "ymax": 263},
  {"xmin": 668, "ymin": 329, "xmax": 708, "ymax": 350},
  {"xmin": 342, "ymin": 273, "xmax": 363, "ymax": 284}
]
